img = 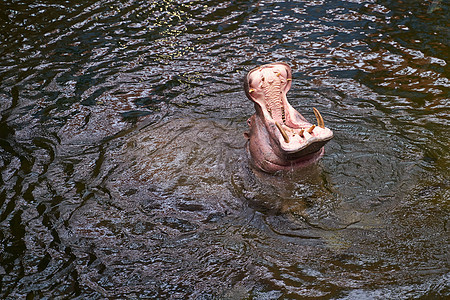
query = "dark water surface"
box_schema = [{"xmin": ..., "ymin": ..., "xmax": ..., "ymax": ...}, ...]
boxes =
[{"xmin": 0, "ymin": 0, "xmax": 448, "ymax": 298}]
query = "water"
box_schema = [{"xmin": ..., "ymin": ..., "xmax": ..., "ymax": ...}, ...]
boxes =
[{"xmin": 0, "ymin": 0, "xmax": 448, "ymax": 298}]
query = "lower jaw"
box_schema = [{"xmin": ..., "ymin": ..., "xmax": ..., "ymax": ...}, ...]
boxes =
[{"xmin": 257, "ymin": 147, "xmax": 325, "ymax": 173}]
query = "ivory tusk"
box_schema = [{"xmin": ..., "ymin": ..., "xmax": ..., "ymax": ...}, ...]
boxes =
[
  {"xmin": 275, "ymin": 122, "xmax": 290, "ymax": 143},
  {"xmin": 313, "ymin": 107, "xmax": 325, "ymax": 128}
]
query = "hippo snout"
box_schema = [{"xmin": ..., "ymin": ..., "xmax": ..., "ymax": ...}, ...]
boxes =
[{"xmin": 244, "ymin": 62, "xmax": 333, "ymax": 173}]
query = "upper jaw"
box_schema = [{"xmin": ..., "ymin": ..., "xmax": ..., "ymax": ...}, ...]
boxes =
[{"xmin": 245, "ymin": 62, "xmax": 333, "ymax": 154}]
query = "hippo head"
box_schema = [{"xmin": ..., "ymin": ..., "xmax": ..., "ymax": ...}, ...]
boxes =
[{"xmin": 244, "ymin": 62, "xmax": 333, "ymax": 173}]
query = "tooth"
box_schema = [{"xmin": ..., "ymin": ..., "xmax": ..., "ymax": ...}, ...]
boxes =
[
  {"xmin": 298, "ymin": 129, "xmax": 304, "ymax": 137},
  {"xmin": 248, "ymin": 89, "xmax": 255, "ymax": 93},
  {"xmin": 313, "ymin": 107, "xmax": 325, "ymax": 128},
  {"xmin": 307, "ymin": 125, "xmax": 315, "ymax": 134},
  {"xmin": 287, "ymin": 78, "xmax": 292, "ymax": 81},
  {"xmin": 275, "ymin": 122, "xmax": 290, "ymax": 143}
]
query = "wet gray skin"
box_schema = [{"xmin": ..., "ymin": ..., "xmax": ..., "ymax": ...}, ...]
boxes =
[{"xmin": 244, "ymin": 62, "xmax": 333, "ymax": 173}]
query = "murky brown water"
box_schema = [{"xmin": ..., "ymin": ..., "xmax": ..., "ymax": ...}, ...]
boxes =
[{"xmin": 0, "ymin": 0, "xmax": 448, "ymax": 298}]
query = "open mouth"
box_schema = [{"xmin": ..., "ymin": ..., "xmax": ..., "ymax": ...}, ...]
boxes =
[{"xmin": 244, "ymin": 62, "xmax": 333, "ymax": 157}]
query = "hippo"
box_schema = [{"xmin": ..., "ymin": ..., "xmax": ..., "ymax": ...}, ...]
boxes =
[{"xmin": 244, "ymin": 62, "xmax": 333, "ymax": 173}]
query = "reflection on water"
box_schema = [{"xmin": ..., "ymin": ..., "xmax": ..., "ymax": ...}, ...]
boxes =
[{"xmin": 0, "ymin": 0, "xmax": 448, "ymax": 298}]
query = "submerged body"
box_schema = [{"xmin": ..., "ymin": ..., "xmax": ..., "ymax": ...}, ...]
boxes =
[{"xmin": 244, "ymin": 62, "xmax": 333, "ymax": 173}]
